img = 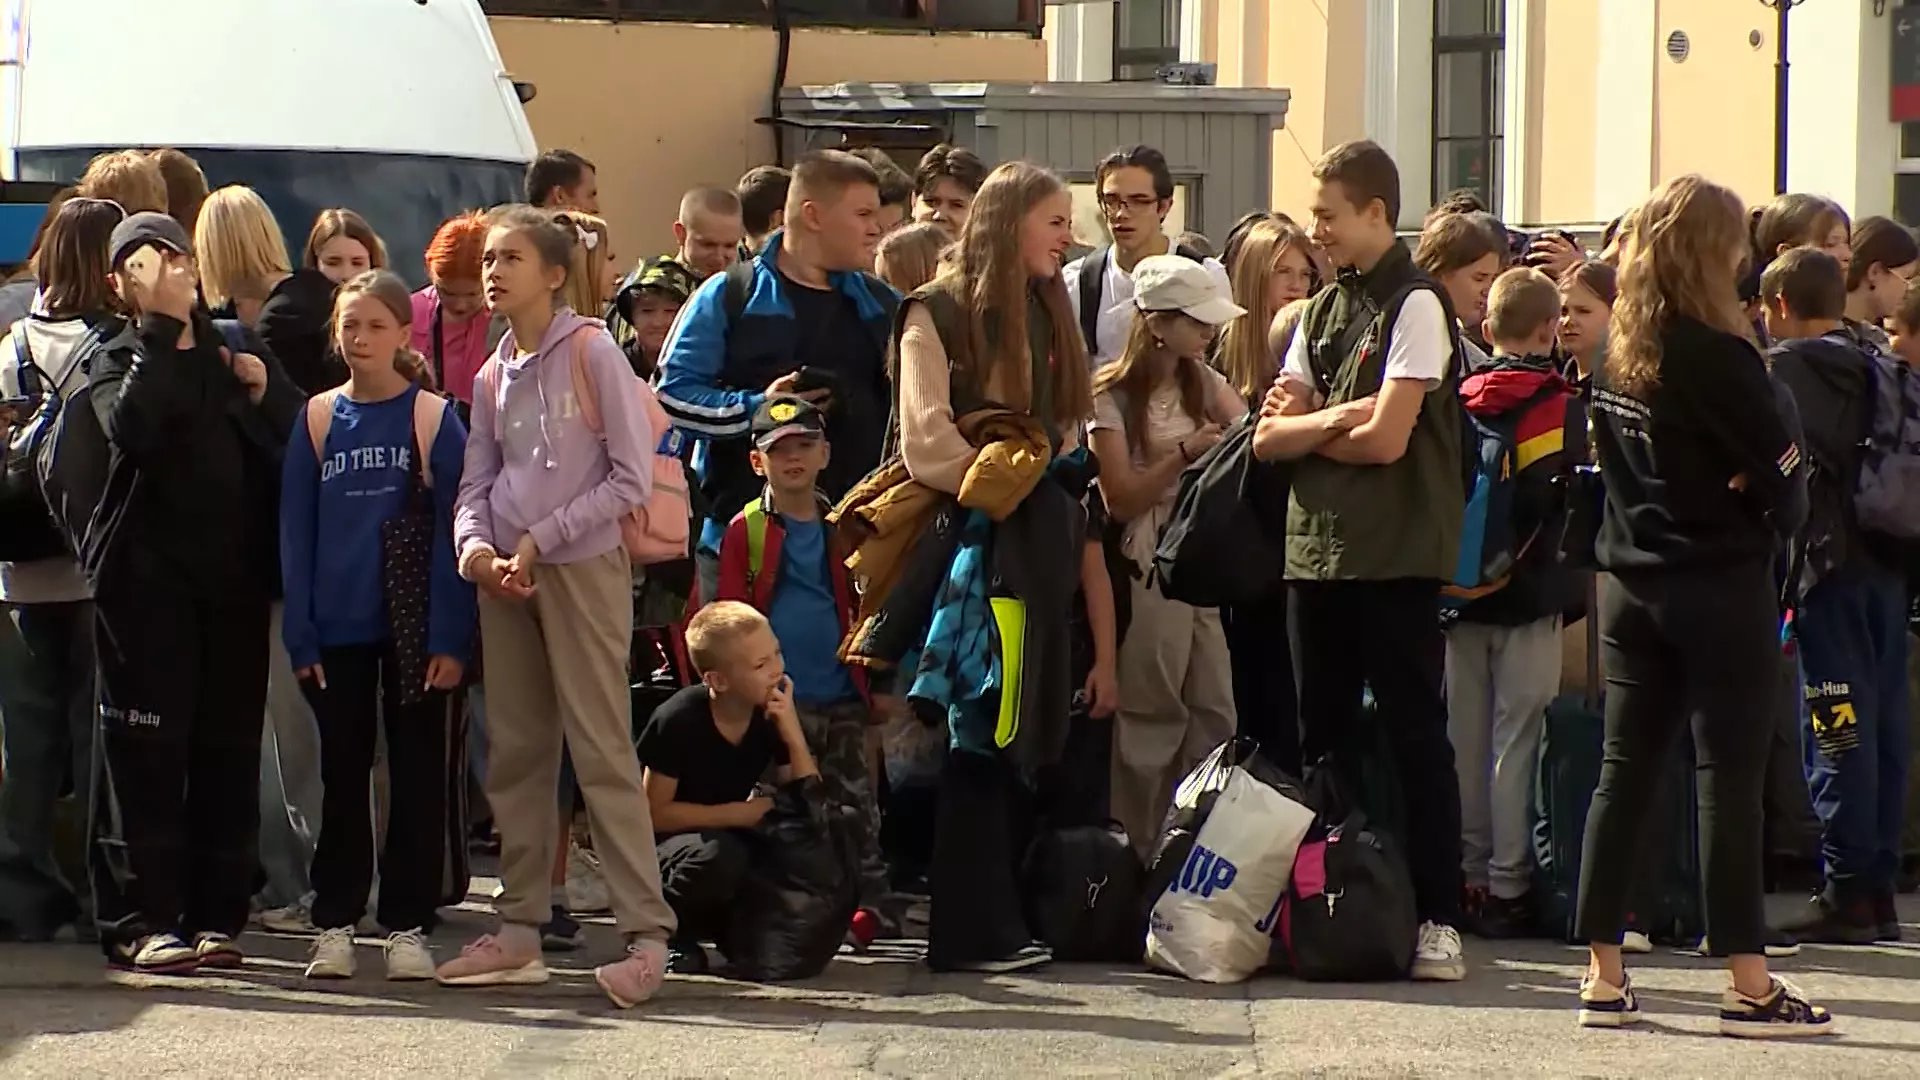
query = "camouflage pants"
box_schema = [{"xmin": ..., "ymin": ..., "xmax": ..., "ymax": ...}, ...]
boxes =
[{"xmin": 796, "ymin": 699, "xmax": 892, "ymax": 915}]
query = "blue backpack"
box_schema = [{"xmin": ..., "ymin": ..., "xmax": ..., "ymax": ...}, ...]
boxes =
[
  {"xmin": 1443, "ymin": 384, "xmax": 1566, "ymax": 612},
  {"xmin": 1854, "ymin": 349, "xmax": 1920, "ymax": 539}
]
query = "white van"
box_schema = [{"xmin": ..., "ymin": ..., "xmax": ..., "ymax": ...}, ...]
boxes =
[{"xmin": 0, "ymin": 0, "xmax": 537, "ymax": 281}]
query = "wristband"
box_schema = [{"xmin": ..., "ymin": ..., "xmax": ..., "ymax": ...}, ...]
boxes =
[{"xmin": 458, "ymin": 544, "xmax": 498, "ymax": 583}]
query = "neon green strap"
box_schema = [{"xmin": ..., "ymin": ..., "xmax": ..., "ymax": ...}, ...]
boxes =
[{"xmin": 744, "ymin": 501, "xmax": 769, "ymax": 585}]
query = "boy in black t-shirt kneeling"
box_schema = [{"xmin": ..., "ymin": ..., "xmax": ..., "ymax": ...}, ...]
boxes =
[{"xmin": 635, "ymin": 601, "xmax": 818, "ymax": 974}]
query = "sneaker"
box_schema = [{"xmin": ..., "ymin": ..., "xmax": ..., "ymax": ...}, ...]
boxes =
[
  {"xmin": 1577, "ymin": 971, "xmax": 1643, "ymax": 1028},
  {"xmin": 1694, "ymin": 927, "xmax": 1801, "ymax": 959},
  {"xmin": 1873, "ymin": 890, "xmax": 1902, "ymax": 943},
  {"xmin": 565, "ymin": 844, "xmax": 611, "ymax": 914},
  {"xmin": 540, "ymin": 907, "xmax": 582, "ymax": 952},
  {"xmin": 1410, "ymin": 921, "xmax": 1466, "ymax": 982},
  {"xmin": 192, "ymin": 932, "xmax": 244, "ymax": 969},
  {"xmin": 305, "ymin": 927, "xmax": 357, "ymax": 979},
  {"xmin": 259, "ymin": 902, "xmax": 317, "ymax": 935},
  {"xmin": 666, "ymin": 938, "xmax": 710, "ymax": 975},
  {"xmin": 383, "ymin": 928, "xmax": 435, "ymax": 981},
  {"xmin": 111, "ymin": 932, "xmax": 200, "ymax": 974},
  {"xmin": 1780, "ymin": 891, "xmax": 1878, "ymax": 945},
  {"xmin": 1719, "ymin": 977, "xmax": 1836, "ymax": 1039},
  {"xmin": 1620, "ymin": 930, "xmax": 1654, "ymax": 955},
  {"xmin": 434, "ymin": 934, "xmax": 549, "ymax": 987},
  {"xmin": 952, "ymin": 943, "xmax": 1052, "ymax": 973},
  {"xmin": 595, "ymin": 938, "xmax": 668, "ymax": 1009},
  {"xmin": 1474, "ymin": 895, "xmax": 1532, "ymax": 940}
]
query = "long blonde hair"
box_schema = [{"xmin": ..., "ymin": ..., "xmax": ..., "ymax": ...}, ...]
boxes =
[
  {"xmin": 195, "ymin": 185, "xmax": 291, "ymax": 308},
  {"xmin": 1605, "ymin": 174, "xmax": 1755, "ymax": 395},
  {"xmin": 554, "ymin": 210, "xmax": 612, "ymax": 318},
  {"xmin": 926, "ymin": 161, "xmax": 1091, "ymax": 429},
  {"xmin": 1216, "ymin": 216, "xmax": 1314, "ymax": 399},
  {"xmin": 1092, "ymin": 314, "xmax": 1209, "ymax": 455}
]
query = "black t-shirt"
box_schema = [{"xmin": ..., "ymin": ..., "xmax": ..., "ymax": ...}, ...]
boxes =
[
  {"xmin": 780, "ymin": 273, "xmax": 886, "ymax": 499},
  {"xmin": 635, "ymin": 685, "xmax": 789, "ymax": 810}
]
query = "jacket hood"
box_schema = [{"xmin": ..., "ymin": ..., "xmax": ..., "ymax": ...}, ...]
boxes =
[
  {"xmin": 1460, "ymin": 358, "xmax": 1568, "ymax": 415},
  {"xmin": 1769, "ymin": 332, "xmax": 1869, "ymax": 373},
  {"xmin": 498, "ymin": 308, "xmax": 598, "ymax": 376}
]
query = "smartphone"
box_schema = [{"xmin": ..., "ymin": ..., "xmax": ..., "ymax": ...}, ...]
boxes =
[
  {"xmin": 792, "ymin": 365, "xmax": 841, "ymax": 396},
  {"xmin": 121, "ymin": 244, "xmax": 164, "ymax": 290}
]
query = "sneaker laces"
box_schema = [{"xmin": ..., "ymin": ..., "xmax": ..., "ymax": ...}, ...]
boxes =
[
  {"xmin": 625, "ymin": 940, "xmax": 662, "ymax": 981},
  {"xmin": 388, "ymin": 928, "xmax": 427, "ymax": 950},
  {"xmin": 460, "ymin": 934, "xmax": 502, "ymax": 958}
]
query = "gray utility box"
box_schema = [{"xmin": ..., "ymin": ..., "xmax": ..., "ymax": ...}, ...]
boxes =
[{"xmin": 770, "ymin": 81, "xmax": 1291, "ymax": 238}]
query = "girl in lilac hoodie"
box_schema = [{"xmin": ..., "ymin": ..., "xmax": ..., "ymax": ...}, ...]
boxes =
[{"xmin": 435, "ymin": 206, "xmax": 674, "ymax": 1007}]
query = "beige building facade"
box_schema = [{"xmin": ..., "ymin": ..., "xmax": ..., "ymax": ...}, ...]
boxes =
[{"xmin": 1048, "ymin": 0, "xmax": 1919, "ymax": 231}]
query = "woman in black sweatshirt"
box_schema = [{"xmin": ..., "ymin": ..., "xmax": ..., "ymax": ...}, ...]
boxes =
[
  {"xmin": 1571, "ymin": 176, "xmax": 1832, "ymax": 1039},
  {"xmin": 87, "ymin": 212, "xmax": 305, "ymax": 974}
]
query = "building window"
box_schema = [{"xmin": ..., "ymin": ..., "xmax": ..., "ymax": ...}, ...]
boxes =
[
  {"xmin": 1432, "ymin": 0, "xmax": 1505, "ymax": 214},
  {"xmin": 1113, "ymin": 0, "xmax": 1179, "ymax": 81}
]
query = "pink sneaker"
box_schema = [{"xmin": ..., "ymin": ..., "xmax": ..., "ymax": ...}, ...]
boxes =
[
  {"xmin": 434, "ymin": 934, "xmax": 549, "ymax": 987},
  {"xmin": 594, "ymin": 938, "xmax": 667, "ymax": 1009}
]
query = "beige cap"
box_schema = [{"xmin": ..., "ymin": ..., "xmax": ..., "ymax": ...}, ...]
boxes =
[{"xmin": 1131, "ymin": 254, "xmax": 1245, "ymax": 326}]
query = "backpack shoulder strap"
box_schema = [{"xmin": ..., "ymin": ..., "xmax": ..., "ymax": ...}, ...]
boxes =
[
  {"xmin": 10, "ymin": 329, "xmax": 39, "ymax": 397},
  {"xmin": 722, "ymin": 258, "xmax": 755, "ymax": 328},
  {"xmin": 1078, "ymin": 246, "xmax": 1110, "ymax": 355},
  {"xmin": 743, "ymin": 498, "xmax": 770, "ymax": 584},
  {"xmin": 303, "ymin": 389, "xmax": 341, "ymax": 460},
  {"xmin": 568, "ymin": 327, "xmax": 605, "ymax": 436},
  {"xmin": 1173, "ymin": 243, "xmax": 1207, "ymax": 263},
  {"xmin": 411, "ymin": 388, "xmax": 445, "ymax": 489}
]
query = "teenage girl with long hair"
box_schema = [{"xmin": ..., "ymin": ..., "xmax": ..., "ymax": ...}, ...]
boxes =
[
  {"xmin": 438, "ymin": 205, "xmax": 674, "ymax": 1009},
  {"xmin": 304, "ymin": 209, "xmax": 390, "ymax": 285},
  {"xmin": 1556, "ymin": 261, "xmax": 1617, "ymax": 384},
  {"xmin": 1841, "ymin": 216, "xmax": 1918, "ymax": 353},
  {"xmin": 1574, "ymin": 175, "xmax": 1832, "ymax": 1037},
  {"xmin": 1753, "ymin": 193, "xmax": 1852, "ymax": 276},
  {"xmin": 1090, "ymin": 257, "xmax": 1247, "ymax": 858},
  {"xmin": 895, "ymin": 161, "xmax": 1106, "ymax": 972},
  {"xmin": 280, "ymin": 271, "xmax": 473, "ymax": 982},
  {"xmin": 1214, "ymin": 216, "xmax": 1316, "ymax": 402}
]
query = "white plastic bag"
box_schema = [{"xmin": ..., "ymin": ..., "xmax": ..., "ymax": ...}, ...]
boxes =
[{"xmin": 1144, "ymin": 766, "xmax": 1316, "ymax": 983}]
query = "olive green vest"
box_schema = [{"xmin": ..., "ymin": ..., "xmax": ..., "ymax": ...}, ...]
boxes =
[
  {"xmin": 898, "ymin": 282, "xmax": 1059, "ymax": 447},
  {"xmin": 1284, "ymin": 241, "xmax": 1465, "ymax": 582}
]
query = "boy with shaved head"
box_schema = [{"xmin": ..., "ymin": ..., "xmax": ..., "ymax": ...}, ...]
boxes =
[{"xmin": 674, "ymin": 187, "xmax": 745, "ymax": 281}]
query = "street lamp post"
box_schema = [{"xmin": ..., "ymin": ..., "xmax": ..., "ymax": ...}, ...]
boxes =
[{"xmin": 1763, "ymin": 0, "xmax": 1808, "ymax": 195}]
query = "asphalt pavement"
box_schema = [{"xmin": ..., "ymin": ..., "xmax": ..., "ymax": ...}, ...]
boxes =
[{"xmin": 1, "ymin": 890, "xmax": 1917, "ymax": 1078}]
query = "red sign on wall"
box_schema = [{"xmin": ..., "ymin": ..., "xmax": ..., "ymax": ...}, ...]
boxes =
[{"xmin": 1894, "ymin": 9, "xmax": 1920, "ymax": 121}]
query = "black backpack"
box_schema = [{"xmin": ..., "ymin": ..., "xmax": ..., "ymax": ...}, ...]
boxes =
[
  {"xmin": 1150, "ymin": 414, "xmax": 1287, "ymax": 608},
  {"xmin": 37, "ymin": 320, "xmax": 138, "ymax": 585},
  {"xmin": 1022, "ymin": 822, "xmax": 1145, "ymax": 962},
  {"xmin": 1271, "ymin": 810, "xmax": 1418, "ymax": 981},
  {"xmin": 0, "ymin": 330, "xmax": 70, "ymax": 562},
  {"xmin": 1076, "ymin": 242, "xmax": 1207, "ymax": 357}
]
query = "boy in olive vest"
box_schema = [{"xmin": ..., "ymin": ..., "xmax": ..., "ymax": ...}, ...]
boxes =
[{"xmin": 1252, "ymin": 140, "xmax": 1468, "ymax": 982}]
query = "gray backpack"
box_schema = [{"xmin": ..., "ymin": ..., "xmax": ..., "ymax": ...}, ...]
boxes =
[{"xmin": 1855, "ymin": 350, "xmax": 1920, "ymax": 538}]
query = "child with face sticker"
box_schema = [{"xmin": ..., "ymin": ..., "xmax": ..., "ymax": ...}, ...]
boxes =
[
  {"xmin": 438, "ymin": 205, "xmax": 675, "ymax": 1007},
  {"xmin": 279, "ymin": 270, "xmax": 475, "ymax": 983}
]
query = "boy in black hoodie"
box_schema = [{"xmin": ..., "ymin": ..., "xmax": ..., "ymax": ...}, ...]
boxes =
[
  {"xmin": 1446, "ymin": 267, "xmax": 1584, "ymax": 937},
  {"xmin": 87, "ymin": 213, "xmax": 305, "ymax": 972},
  {"xmin": 1764, "ymin": 247, "xmax": 1911, "ymax": 945}
]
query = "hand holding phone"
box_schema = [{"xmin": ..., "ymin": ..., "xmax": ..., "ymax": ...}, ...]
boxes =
[{"xmin": 118, "ymin": 246, "xmax": 196, "ymax": 323}]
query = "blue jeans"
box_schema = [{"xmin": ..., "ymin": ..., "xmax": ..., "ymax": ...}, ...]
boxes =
[
  {"xmin": 1798, "ymin": 565, "xmax": 1913, "ymax": 893},
  {"xmin": 0, "ymin": 600, "xmax": 94, "ymax": 929}
]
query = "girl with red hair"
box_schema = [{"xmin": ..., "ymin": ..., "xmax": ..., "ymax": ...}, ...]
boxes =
[{"xmin": 411, "ymin": 211, "xmax": 503, "ymax": 409}]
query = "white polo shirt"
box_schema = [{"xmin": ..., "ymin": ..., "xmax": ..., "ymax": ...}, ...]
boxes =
[{"xmin": 1063, "ymin": 246, "xmax": 1232, "ymax": 371}]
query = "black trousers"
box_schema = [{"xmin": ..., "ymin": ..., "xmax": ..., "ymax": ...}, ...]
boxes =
[
  {"xmin": 1574, "ymin": 564, "xmax": 1776, "ymax": 956},
  {"xmin": 303, "ymin": 643, "xmax": 450, "ymax": 933},
  {"xmin": 90, "ymin": 583, "xmax": 269, "ymax": 946},
  {"xmin": 658, "ymin": 829, "xmax": 753, "ymax": 945},
  {"xmin": 1289, "ymin": 578, "xmax": 1463, "ymax": 924},
  {"xmin": 927, "ymin": 749, "xmax": 1032, "ymax": 968},
  {"xmin": 1224, "ymin": 587, "xmax": 1300, "ymax": 777}
]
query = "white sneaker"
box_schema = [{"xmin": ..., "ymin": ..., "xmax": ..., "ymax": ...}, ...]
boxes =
[
  {"xmin": 260, "ymin": 902, "xmax": 317, "ymax": 935},
  {"xmin": 565, "ymin": 844, "xmax": 611, "ymax": 914},
  {"xmin": 1411, "ymin": 921, "xmax": 1466, "ymax": 982},
  {"xmin": 305, "ymin": 927, "xmax": 357, "ymax": 979},
  {"xmin": 384, "ymin": 928, "xmax": 435, "ymax": 981},
  {"xmin": 1621, "ymin": 930, "xmax": 1653, "ymax": 954}
]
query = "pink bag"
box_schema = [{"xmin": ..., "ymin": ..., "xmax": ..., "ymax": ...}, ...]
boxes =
[{"xmin": 566, "ymin": 328, "xmax": 691, "ymax": 565}]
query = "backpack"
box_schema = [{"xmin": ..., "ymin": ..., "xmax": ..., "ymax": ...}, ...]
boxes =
[
  {"xmin": 719, "ymin": 257, "xmax": 895, "ymax": 332},
  {"xmin": 1441, "ymin": 384, "xmax": 1565, "ymax": 610},
  {"xmin": 1077, "ymin": 243, "xmax": 1206, "ymax": 357},
  {"xmin": 0, "ymin": 330, "xmax": 71, "ymax": 562},
  {"xmin": 478, "ymin": 324, "xmax": 692, "ymax": 565},
  {"xmin": 32, "ymin": 320, "xmax": 139, "ymax": 580},
  {"xmin": 302, "ymin": 387, "xmax": 446, "ymax": 482},
  {"xmin": 1022, "ymin": 822, "xmax": 1146, "ymax": 962},
  {"xmin": 1854, "ymin": 350, "xmax": 1920, "ymax": 539},
  {"xmin": 1150, "ymin": 414, "xmax": 1285, "ymax": 608}
]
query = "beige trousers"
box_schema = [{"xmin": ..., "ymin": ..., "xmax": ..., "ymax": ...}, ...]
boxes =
[
  {"xmin": 479, "ymin": 548, "xmax": 674, "ymax": 940},
  {"xmin": 1110, "ymin": 574, "xmax": 1238, "ymax": 860}
]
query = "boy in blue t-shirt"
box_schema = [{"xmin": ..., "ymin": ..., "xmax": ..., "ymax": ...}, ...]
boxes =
[{"xmin": 715, "ymin": 395, "xmax": 892, "ymax": 941}]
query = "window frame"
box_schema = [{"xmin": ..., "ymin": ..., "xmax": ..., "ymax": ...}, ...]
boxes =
[
  {"xmin": 1111, "ymin": 0, "xmax": 1180, "ymax": 82},
  {"xmin": 1430, "ymin": 0, "xmax": 1505, "ymax": 215}
]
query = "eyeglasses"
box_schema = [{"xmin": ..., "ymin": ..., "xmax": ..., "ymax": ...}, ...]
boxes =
[{"xmin": 1099, "ymin": 193, "xmax": 1162, "ymax": 215}]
